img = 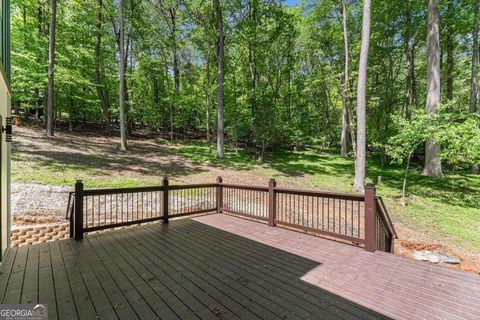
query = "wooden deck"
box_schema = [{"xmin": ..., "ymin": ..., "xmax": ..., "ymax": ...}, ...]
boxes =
[{"xmin": 0, "ymin": 214, "xmax": 479, "ymax": 320}]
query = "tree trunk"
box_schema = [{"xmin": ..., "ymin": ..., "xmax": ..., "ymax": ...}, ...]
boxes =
[
  {"xmin": 205, "ymin": 57, "xmax": 211, "ymax": 141},
  {"xmin": 403, "ymin": 0, "xmax": 415, "ymax": 119},
  {"xmin": 171, "ymin": 8, "xmax": 179, "ymax": 141},
  {"xmin": 171, "ymin": 9, "xmax": 179, "ymax": 96},
  {"xmin": 248, "ymin": 0, "xmax": 258, "ymax": 118},
  {"xmin": 46, "ymin": 0, "xmax": 57, "ymax": 137},
  {"xmin": 340, "ymin": 105, "xmax": 349, "ymax": 156},
  {"xmin": 124, "ymin": 35, "xmax": 131, "ymax": 136},
  {"xmin": 445, "ymin": 0, "xmax": 454, "ymax": 101},
  {"xmin": 402, "ymin": 154, "xmax": 411, "ymax": 203},
  {"xmin": 215, "ymin": 0, "xmax": 225, "ymax": 160},
  {"xmin": 353, "ymin": 0, "xmax": 371, "ymax": 192},
  {"xmin": 118, "ymin": 0, "xmax": 127, "ymax": 151},
  {"xmin": 38, "ymin": 5, "xmax": 46, "ymax": 123},
  {"xmin": 470, "ymin": 0, "xmax": 479, "ymax": 113},
  {"xmin": 340, "ymin": 0, "xmax": 349, "ymax": 157},
  {"xmin": 423, "ymin": 0, "xmax": 443, "ymax": 177},
  {"xmin": 163, "ymin": 59, "xmax": 174, "ymax": 142},
  {"xmin": 95, "ymin": 0, "xmax": 111, "ymax": 134}
]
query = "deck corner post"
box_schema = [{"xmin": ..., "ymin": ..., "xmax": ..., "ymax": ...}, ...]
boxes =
[
  {"xmin": 364, "ymin": 183, "xmax": 376, "ymax": 252},
  {"xmin": 74, "ymin": 180, "xmax": 84, "ymax": 240},
  {"xmin": 268, "ymin": 178, "xmax": 277, "ymax": 227},
  {"xmin": 216, "ymin": 176, "xmax": 223, "ymax": 213},
  {"xmin": 163, "ymin": 176, "xmax": 169, "ymax": 224}
]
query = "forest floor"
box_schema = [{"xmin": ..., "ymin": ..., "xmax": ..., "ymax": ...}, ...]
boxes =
[{"xmin": 11, "ymin": 125, "xmax": 480, "ymax": 274}]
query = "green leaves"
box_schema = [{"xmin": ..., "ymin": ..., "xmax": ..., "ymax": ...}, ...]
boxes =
[
  {"xmin": 387, "ymin": 104, "xmax": 480, "ymax": 168},
  {"xmin": 428, "ymin": 105, "xmax": 480, "ymax": 168}
]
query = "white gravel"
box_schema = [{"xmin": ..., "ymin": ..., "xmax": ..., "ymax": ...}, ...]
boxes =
[{"xmin": 12, "ymin": 183, "xmax": 73, "ymax": 224}]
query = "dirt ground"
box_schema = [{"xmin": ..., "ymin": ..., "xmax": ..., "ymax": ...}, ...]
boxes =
[{"xmin": 11, "ymin": 125, "xmax": 480, "ymax": 274}]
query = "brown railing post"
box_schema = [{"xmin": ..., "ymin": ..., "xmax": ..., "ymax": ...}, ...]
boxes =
[
  {"xmin": 74, "ymin": 180, "xmax": 84, "ymax": 240},
  {"xmin": 364, "ymin": 183, "xmax": 376, "ymax": 252},
  {"xmin": 163, "ymin": 176, "xmax": 169, "ymax": 224},
  {"xmin": 216, "ymin": 176, "xmax": 223, "ymax": 213},
  {"xmin": 268, "ymin": 179, "xmax": 277, "ymax": 227}
]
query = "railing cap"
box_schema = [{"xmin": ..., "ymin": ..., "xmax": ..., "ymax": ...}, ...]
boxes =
[{"xmin": 365, "ymin": 183, "xmax": 376, "ymax": 190}]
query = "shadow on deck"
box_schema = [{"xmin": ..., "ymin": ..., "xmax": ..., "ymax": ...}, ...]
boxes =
[{"xmin": 1, "ymin": 214, "xmax": 479, "ymax": 320}]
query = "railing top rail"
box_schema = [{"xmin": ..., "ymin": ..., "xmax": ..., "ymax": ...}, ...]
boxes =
[
  {"xmin": 274, "ymin": 186, "xmax": 365, "ymax": 201},
  {"xmin": 376, "ymin": 196, "xmax": 398, "ymax": 239},
  {"xmin": 83, "ymin": 185, "xmax": 164, "ymax": 196},
  {"xmin": 220, "ymin": 183, "xmax": 269, "ymax": 192},
  {"xmin": 169, "ymin": 183, "xmax": 218, "ymax": 190},
  {"xmin": 81, "ymin": 182, "xmax": 365, "ymax": 200},
  {"xmin": 81, "ymin": 183, "xmax": 220, "ymax": 196}
]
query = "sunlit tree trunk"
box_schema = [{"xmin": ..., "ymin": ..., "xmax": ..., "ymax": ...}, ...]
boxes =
[
  {"xmin": 470, "ymin": 0, "xmax": 479, "ymax": 113},
  {"xmin": 46, "ymin": 0, "xmax": 57, "ymax": 137},
  {"xmin": 423, "ymin": 0, "xmax": 442, "ymax": 177},
  {"xmin": 353, "ymin": 0, "xmax": 371, "ymax": 192},
  {"xmin": 215, "ymin": 0, "xmax": 224, "ymax": 160},
  {"xmin": 118, "ymin": 0, "xmax": 127, "ymax": 151}
]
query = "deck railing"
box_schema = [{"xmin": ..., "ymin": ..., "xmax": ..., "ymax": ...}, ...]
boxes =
[
  {"xmin": 69, "ymin": 177, "xmax": 396, "ymax": 252},
  {"xmin": 375, "ymin": 195, "xmax": 398, "ymax": 252}
]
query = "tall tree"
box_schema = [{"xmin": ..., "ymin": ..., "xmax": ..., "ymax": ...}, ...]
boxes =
[
  {"xmin": 423, "ymin": 0, "xmax": 442, "ymax": 177},
  {"xmin": 95, "ymin": 0, "xmax": 111, "ymax": 134},
  {"xmin": 46, "ymin": 0, "xmax": 57, "ymax": 136},
  {"xmin": 353, "ymin": 0, "xmax": 371, "ymax": 192},
  {"xmin": 215, "ymin": 0, "xmax": 224, "ymax": 159},
  {"xmin": 403, "ymin": 0, "xmax": 416, "ymax": 119},
  {"xmin": 158, "ymin": 0, "xmax": 180, "ymax": 141},
  {"xmin": 119, "ymin": 0, "xmax": 127, "ymax": 150},
  {"xmin": 340, "ymin": 0, "xmax": 350, "ymax": 157},
  {"xmin": 248, "ymin": 0, "xmax": 258, "ymax": 118},
  {"xmin": 445, "ymin": 0, "xmax": 455, "ymax": 101},
  {"xmin": 205, "ymin": 57, "xmax": 211, "ymax": 141},
  {"xmin": 470, "ymin": 0, "xmax": 479, "ymax": 113}
]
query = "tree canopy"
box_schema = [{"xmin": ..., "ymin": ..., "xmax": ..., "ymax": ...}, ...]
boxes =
[{"xmin": 10, "ymin": 0, "xmax": 480, "ymax": 169}]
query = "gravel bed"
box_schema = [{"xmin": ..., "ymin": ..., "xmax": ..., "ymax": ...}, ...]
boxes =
[{"xmin": 12, "ymin": 182, "xmax": 73, "ymax": 225}]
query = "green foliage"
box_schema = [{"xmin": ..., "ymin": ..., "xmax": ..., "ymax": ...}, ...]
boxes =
[
  {"xmin": 387, "ymin": 104, "xmax": 480, "ymax": 168},
  {"xmin": 429, "ymin": 107, "xmax": 480, "ymax": 168},
  {"xmin": 11, "ymin": 0, "xmax": 479, "ymax": 159},
  {"xmin": 386, "ymin": 112, "xmax": 429, "ymax": 165}
]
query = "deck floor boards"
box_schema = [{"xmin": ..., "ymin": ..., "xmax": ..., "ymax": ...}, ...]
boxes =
[
  {"xmin": 1, "ymin": 214, "xmax": 479, "ymax": 320},
  {"xmin": 194, "ymin": 214, "xmax": 480, "ymax": 320},
  {"xmin": 134, "ymin": 221, "xmax": 349, "ymax": 320}
]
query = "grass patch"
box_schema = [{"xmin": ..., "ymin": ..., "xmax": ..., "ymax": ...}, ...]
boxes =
[
  {"xmin": 12, "ymin": 153, "xmax": 163, "ymax": 189},
  {"xmin": 173, "ymin": 141, "xmax": 257, "ymax": 169}
]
